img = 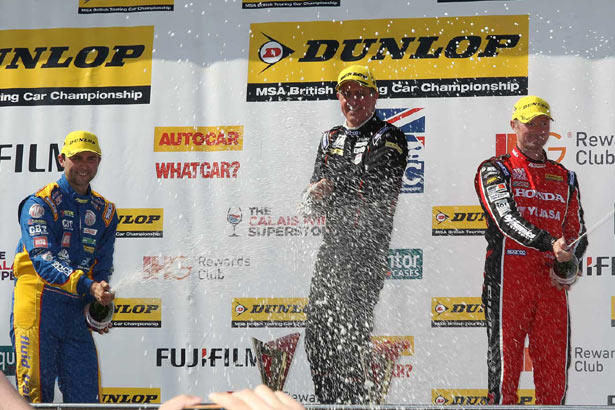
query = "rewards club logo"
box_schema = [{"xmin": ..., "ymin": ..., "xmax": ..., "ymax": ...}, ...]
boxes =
[
  {"xmin": 0, "ymin": 26, "xmax": 153, "ymax": 106},
  {"xmin": 247, "ymin": 15, "xmax": 527, "ymax": 101}
]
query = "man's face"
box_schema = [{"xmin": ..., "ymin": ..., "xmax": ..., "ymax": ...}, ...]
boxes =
[
  {"xmin": 337, "ymin": 81, "xmax": 379, "ymax": 128},
  {"xmin": 511, "ymin": 115, "xmax": 551, "ymax": 154},
  {"xmin": 58, "ymin": 151, "xmax": 101, "ymax": 194}
]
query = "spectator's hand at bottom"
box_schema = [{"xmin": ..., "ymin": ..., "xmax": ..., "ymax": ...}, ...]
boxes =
[
  {"xmin": 209, "ymin": 385, "xmax": 305, "ymax": 410},
  {"xmin": 159, "ymin": 394, "xmax": 202, "ymax": 410}
]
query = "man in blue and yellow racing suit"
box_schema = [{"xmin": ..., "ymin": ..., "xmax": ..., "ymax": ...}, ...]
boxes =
[{"xmin": 11, "ymin": 130, "xmax": 117, "ymax": 403}]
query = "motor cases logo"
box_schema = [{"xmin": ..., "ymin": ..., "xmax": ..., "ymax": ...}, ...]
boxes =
[
  {"xmin": 387, "ymin": 249, "xmax": 423, "ymax": 279},
  {"xmin": 432, "ymin": 206, "xmax": 486, "ymax": 236},
  {"xmin": 431, "ymin": 297, "xmax": 485, "ymax": 327},
  {"xmin": 0, "ymin": 26, "xmax": 153, "ymax": 106},
  {"xmin": 247, "ymin": 15, "xmax": 528, "ymax": 101},
  {"xmin": 232, "ymin": 298, "xmax": 307, "ymax": 328},
  {"xmin": 112, "ymin": 298, "xmax": 162, "ymax": 328},
  {"xmin": 116, "ymin": 208, "xmax": 163, "ymax": 238}
]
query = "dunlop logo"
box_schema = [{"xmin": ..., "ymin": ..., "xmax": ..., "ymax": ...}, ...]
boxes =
[
  {"xmin": 432, "ymin": 389, "xmax": 535, "ymax": 405},
  {"xmin": 0, "ymin": 26, "xmax": 153, "ymax": 106},
  {"xmin": 112, "ymin": 298, "xmax": 162, "ymax": 328},
  {"xmin": 154, "ymin": 126, "xmax": 244, "ymax": 152},
  {"xmin": 432, "ymin": 206, "xmax": 487, "ymax": 236},
  {"xmin": 247, "ymin": 15, "xmax": 528, "ymax": 101},
  {"xmin": 79, "ymin": 0, "xmax": 173, "ymax": 14},
  {"xmin": 232, "ymin": 297, "xmax": 307, "ymax": 328},
  {"xmin": 116, "ymin": 208, "xmax": 163, "ymax": 238},
  {"xmin": 431, "ymin": 297, "xmax": 485, "ymax": 328},
  {"xmin": 101, "ymin": 387, "xmax": 161, "ymax": 403},
  {"xmin": 612, "ymin": 296, "xmax": 615, "ymax": 327}
]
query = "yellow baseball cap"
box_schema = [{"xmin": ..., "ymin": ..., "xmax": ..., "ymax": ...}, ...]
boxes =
[
  {"xmin": 336, "ymin": 65, "xmax": 377, "ymax": 91},
  {"xmin": 512, "ymin": 96, "xmax": 553, "ymax": 123},
  {"xmin": 61, "ymin": 130, "xmax": 102, "ymax": 157}
]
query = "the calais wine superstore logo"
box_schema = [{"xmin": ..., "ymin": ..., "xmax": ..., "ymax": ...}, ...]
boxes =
[{"xmin": 226, "ymin": 206, "xmax": 325, "ymax": 237}]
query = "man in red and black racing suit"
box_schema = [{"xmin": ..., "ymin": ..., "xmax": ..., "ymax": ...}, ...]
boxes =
[
  {"xmin": 301, "ymin": 65, "xmax": 408, "ymax": 404},
  {"xmin": 474, "ymin": 96, "xmax": 587, "ymax": 405}
]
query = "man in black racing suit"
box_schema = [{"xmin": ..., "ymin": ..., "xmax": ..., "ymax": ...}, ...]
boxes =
[{"xmin": 301, "ymin": 65, "xmax": 408, "ymax": 404}]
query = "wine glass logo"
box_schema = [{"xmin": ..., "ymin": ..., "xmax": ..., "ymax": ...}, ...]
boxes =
[{"xmin": 227, "ymin": 207, "xmax": 243, "ymax": 237}]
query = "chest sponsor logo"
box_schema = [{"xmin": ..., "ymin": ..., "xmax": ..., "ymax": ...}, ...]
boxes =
[
  {"xmin": 506, "ymin": 249, "xmax": 526, "ymax": 256},
  {"xmin": 84, "ymin": 210, "xmax": 96, "ymax": 226},
  {"xmin": 378, "ymin": 108, "xmax": 425, "ymax": 194},
  {"xmin": 79, "ymin": 0, "xmax": 173, "ymax": 14},
  {"xmin": 242, "ymin": 0, "xmax": 339, "ymax": 8},
  {"xmin": 227, "ymin": 206, "xmax": 326, "ymax": 238},
  {"xmin": 514, "ymin": 189, "xmax": 565, "ymax": 203},
  {"xmin": 431, "ymin": 297, "xmax": 485, "ymax": 327},
  {"xmin": 432, "ymin": 389, "xmax": 534, "ymax": 405},
  {"xmin": 432, "ymin": 206, "xmax": 486, "ymax": 236},
  {"xmin": 232, "ymin": 297, "xmax": 307, "ymax": 328},
  {"xmin": 117, "ymin": 208, "xmax": 163, "ymax": 238},
  {"xmin": 516, "ymin": 206, "xmax": 561, "ymax": 221},
  {"xmin": 0, "ymin": 251, "xmax": 14, "ymax": 281},
  {"xmin": 33, "ymin": 236, "xmax": 48, "ymax": 248},
  {"xmin": 28, "ymin": 204, "xmax": 45, "ymax": 218},
  {"xmin": 112, "ymin": 298, "xmax": 161, "ymax": 328},
  {"xmin": 101, "ymin": 388, "xmax": 161, "ymax": 404},
  {"xmin": 0, "ymin": 346, "xmax": 15, "ymax": 376},
  {"xmin": 248, "ymin": 15, "xmax": 527, "ymax": 101},
  {"xmin": 387, "ymin": 249, "xmax": 422, "ymax": 279},
  {"xmin": 0, "ymin": 26, "xmax": 153, "ymax": 106}
]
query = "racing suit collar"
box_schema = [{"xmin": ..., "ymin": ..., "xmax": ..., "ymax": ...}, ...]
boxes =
[
  {"xmin": 343, "ymin": 112, "xmax": 376, "ymax": 131},
  {"xmin": 58, "ymin": 174, "xmax": 92, "ymax": 201},
  {"xmin": 512, "ymin": 146, "xmax": 547, "ymax": 163}
]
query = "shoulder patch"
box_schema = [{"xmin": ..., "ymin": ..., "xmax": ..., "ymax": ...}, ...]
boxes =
[{"xmin": 35, "ymin": 182, "xmax": 60, "ymax": 221}]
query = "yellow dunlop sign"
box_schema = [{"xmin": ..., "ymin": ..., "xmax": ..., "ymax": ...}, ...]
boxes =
[
  {"xmin": 116, "ymin": 208, "xmax": 164, "ymax": 238},
  {"xmin": 432, "ymin": 389, "xmax": 535, "ymax": 406},
  {"xmin": 112, "ymin": 298, "xmax": 162, "ymax": 328},
  {"xmin": 431, "ymin": 297, "xmax": 485, "ymax": 328},
  {"xmin": 101, "ymin": 387, "xmax": 161, "ymax": 404},
  {"xmin": 0, "ymin": 26, "xmax": 153, "ymax": 106},
  {"xmin": 242, "ymin": 0, "xmax": 339, "ymax": 9},
  {"xmin": 247, "ymin": 15, "xmax": 528, "ymax": 101},
  {"xmin": 432, "ymin": 205, "xmax": 487, "ymax": 236},
  {"xmin": 154, "ymin": 126, "xmax": 244, "ymax": 152},
  {"xmin": 231, "ymin": 297, "xmax": 307, "ymax": 328},
  {"xmin": 371, "ymin": 336, "xmax": 414, "ymax": 356},
  {"xmin": 79, "ymin": 0, "xmax": 173, "ymax": 14},
  {"xmin": 612, "ymin": 296, "xmax": 615, "ymax": 327}
]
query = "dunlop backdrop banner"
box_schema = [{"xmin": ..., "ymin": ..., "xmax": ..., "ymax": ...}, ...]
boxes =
[{"xmin": 0, "ymin": 0, "xmax": 614, "ymax": 406}]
